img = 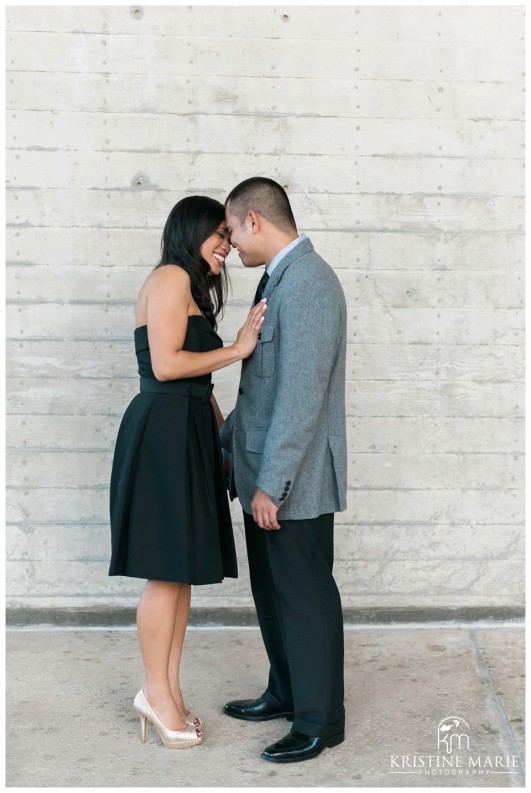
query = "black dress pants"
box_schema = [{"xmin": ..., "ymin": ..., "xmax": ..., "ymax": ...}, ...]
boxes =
[{"xmin": 243, "ymin": 510, "xmax": 345, "ymax": 738}]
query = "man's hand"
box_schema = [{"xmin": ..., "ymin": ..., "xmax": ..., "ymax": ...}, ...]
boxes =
[{"xmin": 251, "ymin": 488, "xmax": 280, "ymax": 530}]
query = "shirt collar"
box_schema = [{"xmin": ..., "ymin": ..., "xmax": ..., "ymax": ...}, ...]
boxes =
[{"xmin": 266, "ymin": 234, "xmax": 306, "ymax": 277}]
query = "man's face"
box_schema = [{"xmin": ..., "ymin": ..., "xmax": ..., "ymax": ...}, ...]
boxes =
[{"xmin": 225, "ymin": 207, "xmax": 264, "ymax": 268}]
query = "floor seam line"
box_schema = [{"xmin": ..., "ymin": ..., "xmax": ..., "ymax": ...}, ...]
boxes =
[{"xmin": 470, "ymin": 629, "xmax": 525, "ymax": 786}]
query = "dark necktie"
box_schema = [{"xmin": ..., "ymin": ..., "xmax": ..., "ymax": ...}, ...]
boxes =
[{"xmin": 253, "ymin": 269, "xmax": 269, "ymax": 305}]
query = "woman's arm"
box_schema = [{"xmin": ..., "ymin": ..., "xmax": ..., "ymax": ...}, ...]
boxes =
[
  {"xmin": 144, "ymin": 265, "xmax": 266, "ymax": 381},
  {"xmin": 211, "ymin": 394, "xmax": 233, "ymax": 487},
  {"xmin": 210, "ymin": 393, "xmax": 224, "ymax": 430}
]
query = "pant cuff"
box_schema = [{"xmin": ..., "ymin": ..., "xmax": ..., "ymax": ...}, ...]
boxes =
[
  {"xmin": 291, "ymin": 715, "xmax": 345, "ymax": 738},
  {"xmin": 261, "ymin": 690, "xmax": 293, "ymax": 710}
]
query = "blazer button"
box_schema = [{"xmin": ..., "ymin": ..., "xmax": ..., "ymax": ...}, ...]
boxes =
[{"xmin": 238, "ymin": 388, "xmax": 244, "ymax": 395}]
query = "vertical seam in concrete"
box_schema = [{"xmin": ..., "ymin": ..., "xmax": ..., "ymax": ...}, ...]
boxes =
[{"xmin": 471, "ymin": 630, "xmax": 525, "ymax": 786}]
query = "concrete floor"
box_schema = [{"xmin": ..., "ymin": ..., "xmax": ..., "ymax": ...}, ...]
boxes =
[{"xmin": 6, "ymin": 624, "xmax": 525, "ymax": 787}]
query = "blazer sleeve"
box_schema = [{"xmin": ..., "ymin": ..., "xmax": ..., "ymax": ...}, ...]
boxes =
[{"xmin": 255, "ymin": 272, "xmax": 343, "ymax": 505}]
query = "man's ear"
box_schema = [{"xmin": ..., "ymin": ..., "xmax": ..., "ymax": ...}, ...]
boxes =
[{"xmin": 247, "ymin": 210, "xmax": 261, "ymax": 234}]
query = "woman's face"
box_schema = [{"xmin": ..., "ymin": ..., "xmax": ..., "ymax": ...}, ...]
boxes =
[{"xmin": 200, "ymin": 223, "xmax": 230, "ymax": 276}]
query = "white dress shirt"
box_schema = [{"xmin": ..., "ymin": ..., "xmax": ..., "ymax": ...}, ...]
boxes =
[{"xmin": 266, "ymin": 233, "xmax": 306, "ymax": 277}]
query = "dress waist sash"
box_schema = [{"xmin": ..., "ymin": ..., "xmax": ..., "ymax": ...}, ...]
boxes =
[{"xmin": 140, "ymin": 377, "xmax": 214, "ymax": 402}]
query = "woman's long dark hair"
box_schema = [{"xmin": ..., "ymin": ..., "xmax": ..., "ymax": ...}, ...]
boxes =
[{"xmin": 155, "ymin": 196, "xmax": 229, "ymax": 329}]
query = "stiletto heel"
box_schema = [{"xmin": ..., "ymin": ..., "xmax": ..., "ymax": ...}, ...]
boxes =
[
  {"xmin": 139, "ymin": 714, "xmax": 147, "ymax": 743},
  {"xmin": 133, "ymin": 689, "xmax": 203, "ymax": 749}
]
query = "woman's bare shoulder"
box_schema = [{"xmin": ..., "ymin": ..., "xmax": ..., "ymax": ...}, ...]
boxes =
[
  {"xmin": 136, "ymin": 265, "xmax": 192, "ymax": 324},
  {"xmin": 143, "ymin": 264, "xmax": 192, "ymax": 295},
  {"xmin": 148, "ymin": 263, "xmax": 191, "ymax": 285}
]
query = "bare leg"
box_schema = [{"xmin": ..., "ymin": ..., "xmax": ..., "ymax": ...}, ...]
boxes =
[
  {"xmin": 168, "ymin": 583, "xmax": 192, "ymax": 715},
  {"xmin": 136, "ymin": 579, "xmax": 187, "ymax": 731}
]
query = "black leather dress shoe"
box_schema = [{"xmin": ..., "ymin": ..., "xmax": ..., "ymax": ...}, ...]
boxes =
[
  {"xmin": 223, "ymin": 697, "xmax": 294, "ymax": 721},
  {"xmin": 261, "ymin": 730, "xmax": 345, "ymax": 763}
]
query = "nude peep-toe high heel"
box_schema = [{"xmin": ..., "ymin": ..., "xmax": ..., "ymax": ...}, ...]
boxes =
[{"xmin": 133, "ymin": 689, "xmax": 203, "ymax": 749}]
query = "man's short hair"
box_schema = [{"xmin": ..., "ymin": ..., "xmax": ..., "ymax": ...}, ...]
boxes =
[{"xmin": 226, "ymin": 177, "xmax": 297, "ymax": 233}]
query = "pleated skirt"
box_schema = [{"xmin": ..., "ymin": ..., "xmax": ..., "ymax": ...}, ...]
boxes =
[{"xmin": 109, "ymin": 391, "xmax": 237, "ymax": 584}]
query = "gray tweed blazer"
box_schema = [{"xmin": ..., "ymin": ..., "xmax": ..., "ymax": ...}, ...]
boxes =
[{"xmin": 219, "ymin": 236, "xmax": 347, "ymax": 520}]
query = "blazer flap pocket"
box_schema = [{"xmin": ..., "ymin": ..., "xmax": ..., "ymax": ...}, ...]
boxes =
[
  {"xmin": 245, "ymin": 430, "xmax": 268, "ymax": 453},
  {"xmin": 259, "ymin": 323, "xmax": 275, "ymax": 343}
]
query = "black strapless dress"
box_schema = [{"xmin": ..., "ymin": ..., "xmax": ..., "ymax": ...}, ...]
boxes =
[{"xmin": 109, "ymin": 317, "xmax": 237, "ymax": 584}]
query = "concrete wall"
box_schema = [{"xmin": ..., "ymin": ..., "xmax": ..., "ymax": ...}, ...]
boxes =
[{"xmin": 6, "ymin": 5, "xmax": 524, "ymax": 617}]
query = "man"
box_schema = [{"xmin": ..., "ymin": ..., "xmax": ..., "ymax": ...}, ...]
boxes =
[{"xmin": 220, "ymin": 177, "xmax": 347, "ymax": 763}]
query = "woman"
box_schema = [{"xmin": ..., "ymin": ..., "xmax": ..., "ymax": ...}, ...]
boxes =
[{"xmin": 109, "ymin": 196, "xmax": 266, "ymax": 749}]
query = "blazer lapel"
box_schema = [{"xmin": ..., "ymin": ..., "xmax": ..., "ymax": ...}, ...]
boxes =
[{"xmin": 261, "ymin": 237, "xmax": 314, "ymax": 302}]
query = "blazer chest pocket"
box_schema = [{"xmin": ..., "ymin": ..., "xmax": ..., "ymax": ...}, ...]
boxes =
[{"xmin": 257, "ymin": 322, "xmax": 276, "ymax": 378}]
